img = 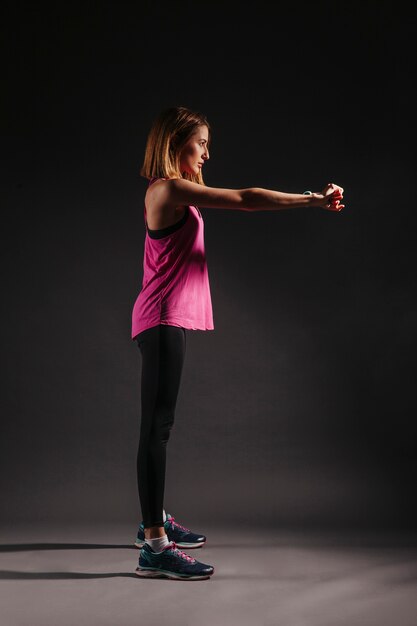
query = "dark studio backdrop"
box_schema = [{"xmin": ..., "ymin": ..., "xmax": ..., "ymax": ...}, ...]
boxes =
[{"xmin": 2, "ymin": 0, "xmax": 416, "ymax": 531}]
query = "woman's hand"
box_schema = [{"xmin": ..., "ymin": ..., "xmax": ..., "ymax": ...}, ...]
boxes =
[{"xmin": 312, "ymin": 183, "xmax": 345, "ymax": 211}]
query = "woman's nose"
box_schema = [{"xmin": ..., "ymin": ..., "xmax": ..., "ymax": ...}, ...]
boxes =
[{"xmin": 203, "ymin": 148, "xmax": 209, "ymax": 160}]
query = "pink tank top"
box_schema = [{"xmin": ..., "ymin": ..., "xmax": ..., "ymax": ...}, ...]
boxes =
[{"xmin": 131, "ymin": 177, "xmax": 214, "ymax": 339}]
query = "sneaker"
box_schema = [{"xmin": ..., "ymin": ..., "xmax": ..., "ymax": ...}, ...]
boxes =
[
  {"xmin": 134, "ymin": 513, "xmax": 206, "ymax": 549},
  {"xmin": 135, "ymin": 541, "xmax": 214, "ymax": 580}
]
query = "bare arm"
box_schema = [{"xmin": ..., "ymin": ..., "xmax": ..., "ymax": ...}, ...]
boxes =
[
  {"xmin": 161, "ymin": 178, "xmax": 344, "ymax": 212},
  {"xmin": 243, "ymin": 187, "xmax": 315, "ymax": 211}
]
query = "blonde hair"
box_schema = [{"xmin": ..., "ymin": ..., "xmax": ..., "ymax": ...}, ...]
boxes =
[{"xmin": 140, "ymin": 105, "xmax": 211, "ymax": 185}]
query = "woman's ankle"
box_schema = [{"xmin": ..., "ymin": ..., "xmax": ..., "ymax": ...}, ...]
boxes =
[{"xmin": 144, "ymin": 525, "xmax": 166, "ymax": 539}]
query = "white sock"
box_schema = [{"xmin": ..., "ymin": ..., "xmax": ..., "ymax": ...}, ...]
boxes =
[
  {"xmin": 144, "ymin": 510, "xmax": 169, "ymax": 553},
  {"xmin": 145, "ymin": 534, "xmax": 170, "ymax": 553}
]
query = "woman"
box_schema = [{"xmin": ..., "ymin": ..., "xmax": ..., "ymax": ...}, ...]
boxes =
[{"xmin": 132, "ymin": 105, "xmax": 345, "ymax": 581}]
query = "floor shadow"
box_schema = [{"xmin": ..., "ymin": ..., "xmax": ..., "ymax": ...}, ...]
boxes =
[
  {"xmin": 0, "ymin": 570, "xmax": 270, "ymax": 581},
  {"xmin": 0, "ymin": 543, "xmax": 136, "ymax": 552},
  {"xmin": 0, "ymin": 570, "xmax": 137, "ymax": 580}
]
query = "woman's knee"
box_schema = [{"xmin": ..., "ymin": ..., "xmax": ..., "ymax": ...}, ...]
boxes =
[{"xmin": 150, "ymin": 408, "xmax": 176, "ymax": 445}]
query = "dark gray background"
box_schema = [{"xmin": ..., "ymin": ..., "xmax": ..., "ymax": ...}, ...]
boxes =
[{"xmin": 2, "ymin": 0, "xmax": 416, "ymax": 529}]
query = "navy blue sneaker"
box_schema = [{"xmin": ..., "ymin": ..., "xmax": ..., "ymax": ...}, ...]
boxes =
[
  {"xmin": 134, "ymin": 513, "xmax": 206, "ymax": 549},
  {"xmin": 135, "ymin": 541, "xmax": 214, "ymax": 580}
]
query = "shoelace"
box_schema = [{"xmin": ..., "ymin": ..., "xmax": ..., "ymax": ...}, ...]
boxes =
[
  {"xmin": 167, "ymin": 541, "xmax": 195, "ymax": 563},
  {"xmin": 167, "ymin": 516, "xmax": 190, "ymax": 532}
]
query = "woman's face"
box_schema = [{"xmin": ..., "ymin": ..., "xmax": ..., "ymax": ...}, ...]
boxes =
[{"xmin": 178, "ymin": 125, "xmax": 210, "ymax": 177}]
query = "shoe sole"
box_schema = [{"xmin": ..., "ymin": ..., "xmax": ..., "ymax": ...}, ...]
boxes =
[
  {"xmin": 134, "ymin": 540, "xmax": 206, "ymax": 549},
  {"xmin": 135, "ymin": 566, "xmax": 213, "ymax": 581}
]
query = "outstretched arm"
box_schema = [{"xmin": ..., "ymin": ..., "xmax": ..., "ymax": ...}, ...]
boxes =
[{"xmin": 161, "ymin": 178, "xmax": 345, "ymax": 212}]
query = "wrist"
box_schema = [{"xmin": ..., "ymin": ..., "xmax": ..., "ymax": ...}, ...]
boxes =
[{"xmin": 303, "ymin": 190, "xmax": 316, "ymax": 207}]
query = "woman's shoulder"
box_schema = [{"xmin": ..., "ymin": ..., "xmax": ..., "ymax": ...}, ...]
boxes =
[
  {"xmin": 145, "ymin": 177, "xmax": 172, "ymax": 203},
  {"xmin": 145, "ymin": 178, "xmax": 188, "ymax": 228}
]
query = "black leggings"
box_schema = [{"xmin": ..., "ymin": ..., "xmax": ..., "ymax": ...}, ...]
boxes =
[{"xmin": 136, "ymin": 324, "xmax": 186, "ymax": 528}]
